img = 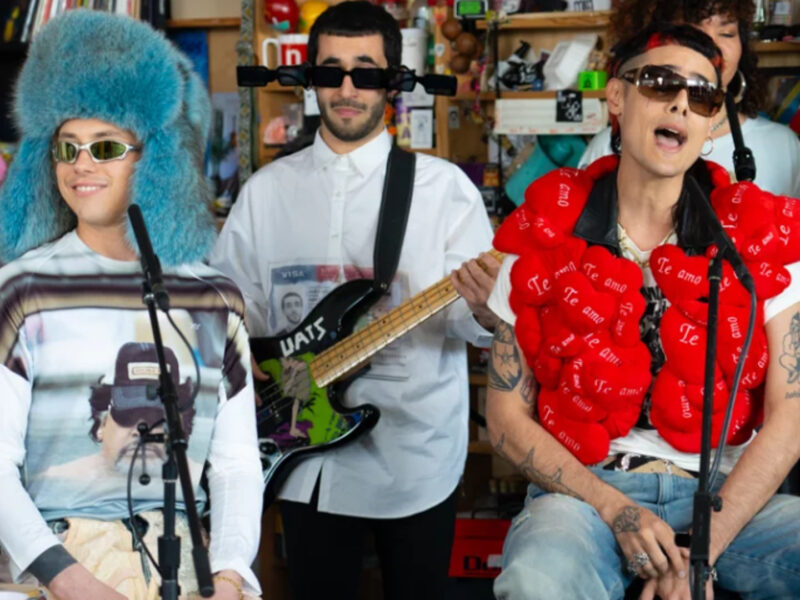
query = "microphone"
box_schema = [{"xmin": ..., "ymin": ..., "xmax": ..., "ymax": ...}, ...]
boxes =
[
  {"xmin": 127, "ymin": 204, "xmax": 170, "ymax": 311},
  {"xmin": 686, "ymin": 176, "xmax": 754, "ymax": 292}
]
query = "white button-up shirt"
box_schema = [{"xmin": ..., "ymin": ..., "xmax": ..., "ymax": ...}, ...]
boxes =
[{"xmin": 210, "ymin": 130, "xmax": 494, "ymax": 517}]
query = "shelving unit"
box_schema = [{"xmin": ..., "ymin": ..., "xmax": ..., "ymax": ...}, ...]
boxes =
[
  {"xmin": 432, "ymin": 8, "xmax": 611, "ymax": 163},
  {"xmin": 434, "ymin": 10, "xmax": 800, "ymax": 164},
  {"xmin": 753, "ymin": 40, "xmax": 800, "ymax": 69},
  {"xmin": 468, "ymin": 440, "xmax": 494, "ymax": 454},
  {"xmin": 476, "ymin": 9, "xmax": 613, "ymax": 30},
  {"xmin": 453, "ymin": 89, "xmax": 606, "ymax": 100},
  {"xmin": 754, "ymin": 40, "xmax": 800, "ymax": 52},
  {"xmin": 166, "ymin": 17, "xmax": 241, "ymax": 29},
  {"xmin": 469, "ymin": 373, "xmax": 488, "ymax": 386}
]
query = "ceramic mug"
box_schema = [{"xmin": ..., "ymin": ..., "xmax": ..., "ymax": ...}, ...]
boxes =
[{"xmin": 262, "ymin": 33, "xmax": 309, "ymax": 68}]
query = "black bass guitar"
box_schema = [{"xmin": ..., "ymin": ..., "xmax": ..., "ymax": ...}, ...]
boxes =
[{"xmin": 251, "ymin": 250, "xmax": 502, "ymax": 506}]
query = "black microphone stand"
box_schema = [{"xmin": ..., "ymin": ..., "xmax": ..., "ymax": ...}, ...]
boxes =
[
  {"xmin": 129, "ymin": 205, "xmax": 214, "ymax": 599},
  {"xmin": 689, "ymin": 253, "xmax": 723, "ymax": 600},
  {"xmin": 686, "ymin": 177, "xmax": 756, "ymax": 600},
  {"xmin": 724, "ymin": 90, "xmax": 756, "ymax": 183}
]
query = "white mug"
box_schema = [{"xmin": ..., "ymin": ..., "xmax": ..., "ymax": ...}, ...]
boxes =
[{"xmin": 262, "ymin": 33, "xmax": 309, "ymax": 69}]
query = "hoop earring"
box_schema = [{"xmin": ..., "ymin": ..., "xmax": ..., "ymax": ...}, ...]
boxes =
[
  {"xmin": 731, "ymin": 69, "xmax": 747, "ymax": 105},
  {"xmin": 701, "ymin": 136, "xmax": 714, "ymax": 157}
]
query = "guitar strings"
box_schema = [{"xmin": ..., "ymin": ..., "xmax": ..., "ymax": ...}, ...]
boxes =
[
  {"xmin": 312, "ymin": 277, "xmax": 455, "ymax": 377},
  {"xmin": 257, "ymin": 278, "xmax": 458, "ymax": 421},
  {"xmin": 257, "ymin": 288, "xmax": 446, "ymax": 416}
]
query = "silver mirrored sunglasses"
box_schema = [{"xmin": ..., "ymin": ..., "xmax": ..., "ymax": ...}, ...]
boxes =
[{"xmin": 51, "ymin": 140, "xmax": 142, "ymax": 164}]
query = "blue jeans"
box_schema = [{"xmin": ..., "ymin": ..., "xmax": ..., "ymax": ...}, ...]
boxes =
[{"xmin": 494, "ymin": 468, "xmax": 800, "ymax": 600}]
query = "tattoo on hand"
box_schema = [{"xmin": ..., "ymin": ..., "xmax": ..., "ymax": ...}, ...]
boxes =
[
  {"xmin": 493, "ymin": 432, "xmax": 506, "ymax": 457},
  {"xmin": 779, "ymin": 313, "xmax": 800, "ymax": 385},
  {"xmin": 516, "ymin": 447, "xmax": 584, "ymax": 501},
  {"xmin": 520, "ymin": 375, "xmax": 534, "ymax": 405},
  {"xmin": 612, "ymin": 506, "xmax": 641, "ymax": 534},
  {"xmin": 488, "ymin": 322, "xmax": 522, "ymax": 392}
]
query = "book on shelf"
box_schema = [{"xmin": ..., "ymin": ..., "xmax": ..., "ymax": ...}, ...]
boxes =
[
  {"xmin": 1, "ymin": 0, "xmax": 35, "ymax": 43},
  {"xmin": 2, "ymin": 0, "xmax": 157, "ymax": 44}
]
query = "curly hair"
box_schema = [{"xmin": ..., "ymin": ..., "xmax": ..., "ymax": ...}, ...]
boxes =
[{"xmin": 609, "ymin": 0, "xmax": 764, "ymax": 117}]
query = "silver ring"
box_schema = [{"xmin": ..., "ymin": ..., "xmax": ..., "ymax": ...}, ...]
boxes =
[{"xmin": 627, "ymin": 551, "xmax": 651, "ymax": 574}]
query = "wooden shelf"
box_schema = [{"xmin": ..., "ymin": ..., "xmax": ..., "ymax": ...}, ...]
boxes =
[
  {"xmin": 754, "ymin": 40, "xmax": 800, "ymax": 53},
  {"xmin": 469, "ymin": 373, "xmax": 488, "ymax": 386},
  {"xmin": 452, "ymin": 89, "xmax": 606, "ymax": 100},
  {"xmin": 468, "ymin": 440, "xmax": 494, "ymax": 454},
  {"xmin": 452, "ymin": 91, "xmax": 497, "ymax": 101},
  {"xmin": 477, "ymin": 10, "xmax": 612, "ymax": 31},
  {"xmin": 260, "ymin": 82, "xmax": 303, "ymax": 94},
  {"xmin": 166, "ymin": 17, "xmax": 241, "ymax": 29}
]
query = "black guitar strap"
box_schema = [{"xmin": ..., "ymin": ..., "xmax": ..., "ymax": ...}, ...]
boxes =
[{"xmin": 372, "ymin": 144, "xmax": 416, "ymax": 293}]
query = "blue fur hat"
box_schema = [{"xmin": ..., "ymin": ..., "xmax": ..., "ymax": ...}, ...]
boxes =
[{"xmin": 0, "ymin": 10, "xmax": 215, "ymax": 266}]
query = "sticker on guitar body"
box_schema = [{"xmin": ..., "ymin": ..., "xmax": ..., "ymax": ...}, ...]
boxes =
[
  {"xmin": 278, "ymin": 317, "xmax": 328, "ymax": 357},
  {"xmin": 257, "ymin": 353, "xmax": 353, "ymax": 447}
]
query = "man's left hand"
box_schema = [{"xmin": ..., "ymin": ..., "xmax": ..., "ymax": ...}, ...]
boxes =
[{"xmin": 450, "ymin": 251, "xmax": 501, "ymax": 331}]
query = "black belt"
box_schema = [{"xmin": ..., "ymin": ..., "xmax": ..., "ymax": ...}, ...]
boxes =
[{"xmin": 601, "ymin": 453, "xmax": 698, "ymax": 479}]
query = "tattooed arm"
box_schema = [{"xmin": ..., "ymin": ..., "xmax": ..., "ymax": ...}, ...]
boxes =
[
  {"xmin": 485, "ymin": 320, "xmax": 684, "ymax": 578},
  {"xmin": 706, "ymin": 303, "xmax": 800, "ymax": 565}
]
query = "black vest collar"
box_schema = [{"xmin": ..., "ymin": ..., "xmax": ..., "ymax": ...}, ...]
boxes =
[{"xmin": 572, "ymin": 160, "xmax": 717, "ymax": 256}]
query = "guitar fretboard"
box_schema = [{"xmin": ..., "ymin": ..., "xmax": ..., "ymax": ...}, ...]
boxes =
[{"xmin": 309, "ymin": 249, "xmax": 503, "ymax": 387}]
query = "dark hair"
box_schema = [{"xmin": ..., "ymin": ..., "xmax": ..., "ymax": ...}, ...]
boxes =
[
  {"xmin": 609, "ymin": 22, "xmax": 724, "ymax": 153},
  {"xmin": 610, "ymin": 0, "xmax": 763, "ymax": 117},
  {"xmin": 307, "ymin": 0, "xmax": 402, "ymax": 69},
  {"xmin": 610, "ymin": 22, "xmax": 723, "ymax": 83}
]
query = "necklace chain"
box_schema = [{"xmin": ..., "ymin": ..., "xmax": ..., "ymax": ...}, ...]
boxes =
[
  {"xmin": 617, "ymin": 224, "xmax": 675, "ymax": 269},
  {"xmin": 711, "ymin": 110, "xmax": 728, "ymax": 133}
]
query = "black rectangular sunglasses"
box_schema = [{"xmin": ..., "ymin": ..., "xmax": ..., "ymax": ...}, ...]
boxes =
[{"xmin": 309, "ymin": 66, "xmax": 391, "ymax": 89}]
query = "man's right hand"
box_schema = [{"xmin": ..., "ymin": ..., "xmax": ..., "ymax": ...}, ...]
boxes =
[
  {"xmin": 639, "ymin": 548, "xmax": 713, "ymax": 600},
  {"xmin": 47, "ymin": 563, "xmax": 127, "ymax": 600},
  {"xmin": 603, "ymin": 501, "xmax": 685, "ymax": 580}
]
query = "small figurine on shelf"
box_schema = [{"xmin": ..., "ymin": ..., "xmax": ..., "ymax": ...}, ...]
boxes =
[{"xmin": 264, "ymin": 0, "xmax": 300, "ymax": 32}]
